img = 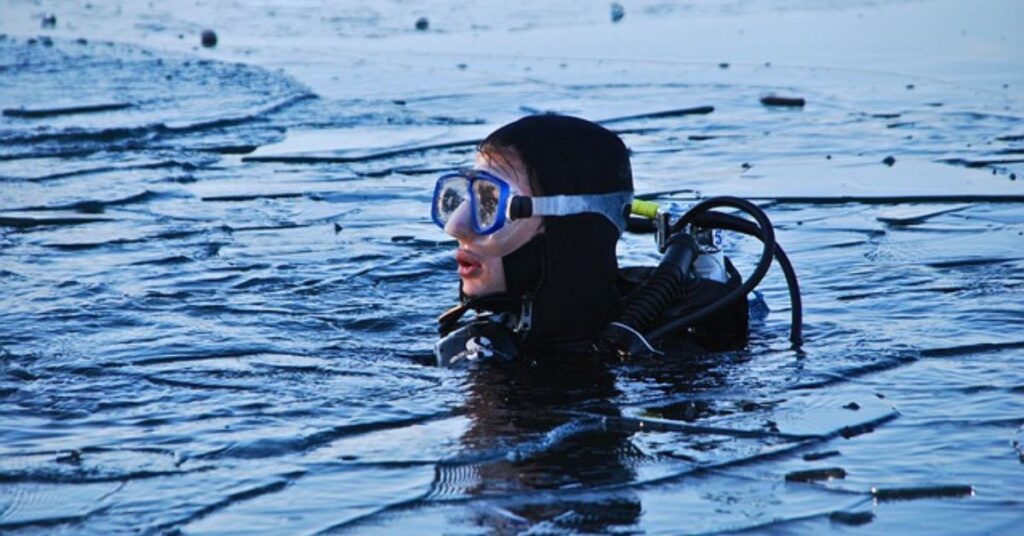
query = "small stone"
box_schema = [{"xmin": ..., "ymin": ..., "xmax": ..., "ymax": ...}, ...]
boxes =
[
  {"xmin": 200, "ymin": 29, "xmax": 217, "ymax": 48},
  {"xmin": 41, "ymin": 14, "xmax": 57, "ymax": 28},
  {"xmin": 415, "ymin": 17, "xmax": 429, "ymax": 31},
  {"xmin": 882, "ymin": 155, "xmax": 896, "ymax": 166},
  {"xmin": 843, "ymin": 402, "xmax": 861, "ymax": 411},
  {"xmin": 611, "ymin": 3, "xmax": 625, "ymax": 23}
]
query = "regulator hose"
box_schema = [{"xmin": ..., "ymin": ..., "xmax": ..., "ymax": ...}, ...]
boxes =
[
  {"xmin": 689, "ymin": 211, "xmax": 802, "ymax": 344},
  {"xmin": 644, "ymin": 196, "xmax": 776, "ymax": 344}
]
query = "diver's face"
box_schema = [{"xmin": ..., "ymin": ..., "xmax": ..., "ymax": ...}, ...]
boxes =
[{"xmin": 445, "ymin": 152, "xmax": 543, "ymax": 297}]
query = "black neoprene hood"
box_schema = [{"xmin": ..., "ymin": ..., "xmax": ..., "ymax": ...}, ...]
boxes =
[{"xmin": 479, "ymin": 115, "xmax": 634, "ymax": 351}]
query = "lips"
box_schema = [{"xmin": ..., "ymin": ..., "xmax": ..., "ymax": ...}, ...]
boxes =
[{"xmin": 455, "ymin": 250, "xmax": 482, "ymax": 278}]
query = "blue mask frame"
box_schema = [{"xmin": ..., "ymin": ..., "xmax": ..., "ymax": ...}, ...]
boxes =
[{"xmin": 431, "ymin": 169, "xmax": 512, "ymax": 235}]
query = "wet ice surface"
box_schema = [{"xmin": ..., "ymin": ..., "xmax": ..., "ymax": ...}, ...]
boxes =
[{"xmin": 1, "ymin": 0, "xmax": 1024, "ymax": 534}]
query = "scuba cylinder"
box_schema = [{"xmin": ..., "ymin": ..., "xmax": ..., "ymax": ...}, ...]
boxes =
[{"xmin": 598, "ymin": 196, "xmax": 802, "ymax": 358}]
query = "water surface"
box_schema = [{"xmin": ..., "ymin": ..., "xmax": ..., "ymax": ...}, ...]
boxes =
[{"xmin": 1, "ymin": 0, "xmax": 1023, "ymax": 533}]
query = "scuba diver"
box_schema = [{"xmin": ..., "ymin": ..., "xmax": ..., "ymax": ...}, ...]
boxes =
[{"xmin": 432, "ymin": 115, "xmax": 801, "ymax": 366}]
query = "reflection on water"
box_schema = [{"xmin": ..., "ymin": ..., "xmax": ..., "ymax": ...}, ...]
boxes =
[{"xmin": 1, "ymin": 1, "xmax": 1024, "ymax": 532}]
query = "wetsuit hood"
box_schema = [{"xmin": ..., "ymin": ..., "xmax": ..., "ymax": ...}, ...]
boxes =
[{"xmin": 480, "ymin": 115, "xmax": 634, "ymax": 353}]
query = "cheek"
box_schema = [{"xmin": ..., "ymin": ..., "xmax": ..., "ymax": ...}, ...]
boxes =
[{"xmin": 475, "ymin": 219, "xmax": 542, "ymax": 258}]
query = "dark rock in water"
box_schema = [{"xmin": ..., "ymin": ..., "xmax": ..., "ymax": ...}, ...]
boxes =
[
  {"xmin": 415, "ymin": 17, "xmax": 429, "ymax": 31},
  {"xmin": 334, "ymin": 223, "xmax": 343, "ymax": 234},
  {"xmin": 803, "ymin": 450, "xmax": 841, "ymax": 461},
  {"xmin": 719, "ymin": 62, "xmax": 730, "ymax": 69},
  {"xmin": 41, "ymin": 14, "xmax": 57, "ymax": 28},
  {"xmin": 391, "ymin": 235, "xmax": 414, "ymax": 242},
  {"xmin": 826, "ymin": 154, "xmax": 832, "ymax": 159},
  {"xmin": 40, "ymin": 36, "xmax": 54, "ymax": 47},
  {"xmin": 741, "ymin": 162, "xmax": 752, "ymax": 170},
  {"xmin": 761, "ymin": 95, "xmax": 805, "ymax": 107},
  {"xmin": 392, "ymin": 99, "xmax": 406, "ymax": 105},
  {"xmin": 843, "ymin": 401, "xmax": 861, "ymax": 410},
  {"xmin": 611, "ymin": 3, "xmax": 625, "ymax": 23},
  {"xmin": 906, "ymin": 84, "xmax": 915, "ymax": 90},
  {"xmin": 883, "ymin": 155, "xmax": 896, "ymax": 166},
  {"xmin": 27, "ymin": 37, "xmax": 38, "ymax": 45},
  {"xmin": 201, "ymin": 29, "xmax": 218, "ymax": 48},
  {"xmin": 76, "ymin": 37, "xmax": 88, "ymax": 45},
  {"xmin": 871, "ymin": 484, "xmax": 973, "ymax": 501},
  {"xmin": 457, "ymin": 63, "xmax": 467, "ymax": 70},
  {"xmin": 785, "ymin": 467, "xmax": 847, "ymax": 482},
  {"xmin": 830, "ymin": 511, "xmax": 874, "ymax": 526},
  {"xmin": 1011, "ymin": 173, "xmax": 1017, "ymax": 181}
]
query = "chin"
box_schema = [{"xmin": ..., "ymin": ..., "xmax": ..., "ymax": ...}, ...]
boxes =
[{"xmin": 461, "ymin": 276, "xmax": 501, "ymax": 297}]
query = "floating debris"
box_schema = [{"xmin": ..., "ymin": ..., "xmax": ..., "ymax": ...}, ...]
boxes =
[
  {"xmin": 55, "ymin": 449, "xmax": 82, "ymax": 464},
  {"xmin": 415, "ymin": 17, "xmax": 429, "ymax": 31},
  {"xmin": 871, "ymin": 485, "xmax": 974, "ymax": 501},
  {"xmin": 844, "ymin": 402, "xmax": 861, "ymax": 410},
  {"xmin": 3, "ymin": 102, "xmax": 133, "ymax": 118},
  {"xmin": 201, "ymin": 29, "xmax": 218, "ymax": 48},
  {"xmin": 882, "ymin": 156, "xmax": 896, "ymax": 166},
  {"xmin": 785, "ymin": 467, "xmax": 847, "ymax": 482},
  {"xmin": 761, "ymin": 95, "xmax": 805, "ymax": 107},
  {"xmin": 611, "ymin": 3, "xmax": 625, "ymax": 23},
  {"xmin": 803, "ymin": 450, "xmax": 841, "ymax": 461},
  {"xmin": 719, "ymin": 62, "xmax": 730, "ymax": 69},
  {"xmin": 830, "ymin": 510, "xmax": 875, "ymax": 526}
]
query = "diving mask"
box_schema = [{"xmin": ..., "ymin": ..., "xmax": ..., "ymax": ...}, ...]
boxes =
[{"xmin": 431, "ymin": 169, "xmax": 633, "ymax": 235}]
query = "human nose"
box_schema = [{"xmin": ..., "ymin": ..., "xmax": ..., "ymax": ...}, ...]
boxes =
[{"xmin": 444, "ymin": 198, "xmax": 476, "ymax": 242}]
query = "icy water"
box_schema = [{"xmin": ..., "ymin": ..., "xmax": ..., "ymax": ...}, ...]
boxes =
[{"xmin": 1, "ymin": 0, "xmax": 1023, "ymax": 534}]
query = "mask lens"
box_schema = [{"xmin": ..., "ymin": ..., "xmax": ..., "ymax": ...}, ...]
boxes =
[
  {"xmin": 434, "ymin": 175, "xmax": 468, "ymax": 227},
  {"xmin": 472, "ymin": 178, "xmax": 502, "ymax": 232}
]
